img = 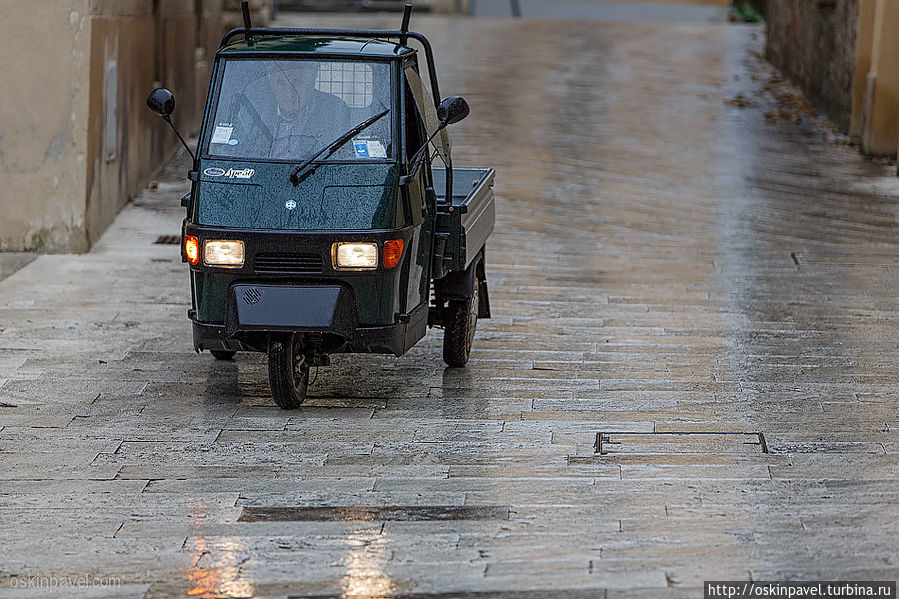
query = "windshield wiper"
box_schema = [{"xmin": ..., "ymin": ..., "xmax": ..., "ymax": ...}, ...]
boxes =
[{"xmin": 289, "ymin": 108, "xmax": 390, "ymax": 183}]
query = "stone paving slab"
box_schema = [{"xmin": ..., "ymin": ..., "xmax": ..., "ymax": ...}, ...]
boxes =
[{"xmin": 0, "ymin": 587, "xmax": 151, "ymax": 599}]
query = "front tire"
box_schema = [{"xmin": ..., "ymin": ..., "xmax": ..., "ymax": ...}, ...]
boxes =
[
  {"xmin": 443, "ymin": 281, "xmax": 479, "ymax": 367},
  {"xmin": 267, "ymin": 334, "xmax": 309, "ymax": 409}
]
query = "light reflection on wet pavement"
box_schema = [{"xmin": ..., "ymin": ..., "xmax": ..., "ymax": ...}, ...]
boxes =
[{"xmin": 0, "ymin": 11, "xmax": 897, "ymax": 599}]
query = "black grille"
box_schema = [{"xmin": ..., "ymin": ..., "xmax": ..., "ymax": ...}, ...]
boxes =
[
  {"xmin": 242, "ymin": 288, "xmax": 262, "ymax": 305},
  {"xmin": 254, "ymin": 253, "xmax": 323, "ymax": 274}
]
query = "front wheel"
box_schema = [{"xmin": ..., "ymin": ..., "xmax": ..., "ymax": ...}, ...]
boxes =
[
  {"xmin": 443, "ymin": 281, "xmax": 480, "ymax": 367},
  {"xmin": 267, "ymin": 334, "xmax": 309, "ymax": 409}
]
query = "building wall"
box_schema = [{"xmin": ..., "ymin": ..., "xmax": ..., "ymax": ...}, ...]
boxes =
[
  {"xmin": 198, "ymin": 0, "xmax": 225, "ymax": 118},
  {"xmin": 765, "ymin": 0, "xmax": 860, "ymax": 132},
  {"xmin": 852, "ymin": 0, "xmax": 899, "ymax": 156},
  {"xmin": 850, "ymin": 0, "xmax": 877, "ymax": 138},
  {"xmin": 85, "ymin": 0, "xmax": 207, "ymax": 248},
  {"xmin": 0, "ymin": 0, "xmax": 222, "ymax": 253},
  {"xmin": 0, "ymin": 1, "xmax": 92, "ymax": 252}
]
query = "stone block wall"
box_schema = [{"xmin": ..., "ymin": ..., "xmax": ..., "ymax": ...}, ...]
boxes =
[{"xmin": 764, "ymin": 0, "xmax": 859, "ymax": 132}]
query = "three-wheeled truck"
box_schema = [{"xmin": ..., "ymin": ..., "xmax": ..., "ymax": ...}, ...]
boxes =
[{"xmin": 147, "ymin": 3, "xmax": 495, "ymax": 408}]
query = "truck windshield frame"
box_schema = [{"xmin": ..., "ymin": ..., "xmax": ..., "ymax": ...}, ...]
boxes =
[{"xmin": 201, "ymin": 55, "xmax": 398, "ymax": 165}]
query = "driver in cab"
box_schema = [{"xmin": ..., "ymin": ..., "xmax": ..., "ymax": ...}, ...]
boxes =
[
  {"xmin": 268, "ymin": 61, "xmax": 349, "ymax": 160},
  {"xmin": 266, "ymin": 62, "xmax": 350, "ymax": 160}
]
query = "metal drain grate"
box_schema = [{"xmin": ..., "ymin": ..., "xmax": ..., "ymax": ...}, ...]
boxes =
[
  {"xmin": 594, "ymin": 431, "xmax": 768, "ymax": 454},
  {"xmin": 238, "ymin": 505, "xmax": 510, "ymax": 523},
  {"xmin": 154, "ymin": 235, "xmax": 181, "ymax": 245}
]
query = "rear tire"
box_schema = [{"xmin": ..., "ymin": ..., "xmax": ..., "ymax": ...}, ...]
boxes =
[
  {"xmin": 442, "ymin": 280, "xmax": 479, "ymax": 367},
  {"xmin": 267, "ymin": 334, "xmax": 309, "ymax": 409},
  {"xmin": 210, "ymin": 350, "xmax": 236, "ymax": 361}
]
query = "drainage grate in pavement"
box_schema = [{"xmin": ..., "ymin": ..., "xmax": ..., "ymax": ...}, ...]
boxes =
[
  {"xmin": 594, "ymin": 431, "xmax": 768, "ymax": 455},
  {"xmin": 153, "ymin": 235, "xmax": 181, "ymax": 245},
  {"xmin": 238, "ymin": 505, "xmax": 511, "ymax": 523},
  {"xmin": 288, "ymin": 591, "xmax": 605, "ymax": 599}
]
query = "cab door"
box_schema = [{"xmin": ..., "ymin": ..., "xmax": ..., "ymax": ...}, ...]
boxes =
[{"xmin": 401, "ymin": 61, "xmax": 436, "ymax": 313}]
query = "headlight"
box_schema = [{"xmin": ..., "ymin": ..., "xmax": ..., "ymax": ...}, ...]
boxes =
[
  {"xmin": 333, "ymin": 242, "xmax": 378, "ymax": 270},
  {"xmin": 204, "ymin": 240, "xmax": 245, "ymax": 268}
]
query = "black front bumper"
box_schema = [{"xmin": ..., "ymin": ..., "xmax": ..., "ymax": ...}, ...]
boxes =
[{"xmin": 189, "ymin": 301, "xmax": 427, "ymax": 357}]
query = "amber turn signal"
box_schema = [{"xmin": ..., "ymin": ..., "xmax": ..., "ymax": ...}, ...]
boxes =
[
  {"xmin": 383, "ymin": 239, "xmax": 404, "ymax": 269},
  {"xmin": 184, "ymin": 235, "xmax": 200, "ymax": 265}
]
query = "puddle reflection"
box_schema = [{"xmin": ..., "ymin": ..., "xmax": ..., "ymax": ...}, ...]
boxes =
[
  {"xmin": 186, "ymin": 503, "xmax": 255, "ymax": 598},
  {"xmin": 339, "ymin": 527, "xmax": 395, "ymax": 598}
]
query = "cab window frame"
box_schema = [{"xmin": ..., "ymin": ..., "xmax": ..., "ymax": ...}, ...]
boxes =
[
  {"xmin": 402, "ymin": 58, "xmax": 429, "ymax": 167},
  {"xmin": 199, "ymin": 54, "xmax": 401, "ymax": 165}
]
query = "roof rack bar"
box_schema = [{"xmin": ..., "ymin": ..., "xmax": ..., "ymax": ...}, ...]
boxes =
[
  {"xmin": 219, "ymin": 27, "xmax": 442, "ymax": 106},
  {"xmin": 400, "ymin": 4, "xmax": 412, "ymax": 46},
  {"xmin": 240, "ymin": 1, "xmax": 253, "ymax": 41}
]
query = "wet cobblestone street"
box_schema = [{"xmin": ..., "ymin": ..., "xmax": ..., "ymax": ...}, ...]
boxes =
[{"xmin": 1, "ymin": 12, "xmax": 898, "ymax": 599}]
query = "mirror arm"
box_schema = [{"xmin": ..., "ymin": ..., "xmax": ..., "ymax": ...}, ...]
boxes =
[
  {"xmin": 162, "ymin": 114, "xmax": 197, "ymax": 164},
  {"xmin": 400, "ymin": 121, "xmax": 446, "ymax": 186}
]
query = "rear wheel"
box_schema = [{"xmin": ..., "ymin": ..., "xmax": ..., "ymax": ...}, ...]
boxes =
[
  {"xmin": 210, "ymin": 350, "xmax": 236, "ymax": 361},
  {"xmin": 442, "ymin": 280, "xmax": 480, "ymax": 367},
  {"xmin": 267, "ymin": 334, "xmax": 309, "ymax": 409}
]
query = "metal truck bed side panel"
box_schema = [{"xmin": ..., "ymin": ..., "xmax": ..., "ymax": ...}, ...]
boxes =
[{"xmin": 432, "ymin": 167, "xmax": 496, "ymax": 271}]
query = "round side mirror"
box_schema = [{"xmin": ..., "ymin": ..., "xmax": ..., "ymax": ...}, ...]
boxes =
[
  {"xmin": 437, "ymin": 96, "xmax": 470, "ymax": 126},
  {"xmin": 146, "ymin": 88, "xmax": 175, "ymax": 117}
]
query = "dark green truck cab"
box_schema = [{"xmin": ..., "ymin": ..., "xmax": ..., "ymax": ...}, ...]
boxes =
[{"xmin": 147, "ymin": 6, "xmax": 495, "ymax": 408}]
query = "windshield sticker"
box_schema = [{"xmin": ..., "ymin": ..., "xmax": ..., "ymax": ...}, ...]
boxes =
[
  {"xmin": 228, "ymin": 139, "xmax": 239, "ymax": 146},
  {"xmin": 353, "ymin": 141, "xmax": 370, "ymax": 158},
  {"xmin": 366, "ymin": 140, "xmax": 387, "ymax": 158},
  {"xmin": 353, "ymin": 140, "xmax": 386, "ymax": 159},
  {"xmin": 211, "ymin": 125, "xmax": 234, "ymax": 145}
]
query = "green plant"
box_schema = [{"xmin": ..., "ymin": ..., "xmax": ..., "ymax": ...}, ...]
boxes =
[{"xmin": 732, "ymin": 2, "xmax": 763, "ymax": 23}]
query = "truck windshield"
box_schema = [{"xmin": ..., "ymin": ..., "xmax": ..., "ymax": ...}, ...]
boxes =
[{"xmin": 205, "ymin": 59, "xmax": 393, "ymax": 162}]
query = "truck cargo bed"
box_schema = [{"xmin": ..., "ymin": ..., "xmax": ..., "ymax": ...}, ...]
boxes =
[{"xmin": 432, "ymin": 167, "xmax": 496, "ymax": 272}]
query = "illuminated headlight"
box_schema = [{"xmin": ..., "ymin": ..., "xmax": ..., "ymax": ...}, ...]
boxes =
[
  {"xmin": 203, "ymin": 240, "xmax": 245, "ymax": 268},
  {"xmin": 333, "ymin": 242, "xmax": 378, "ymax": 270}
]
